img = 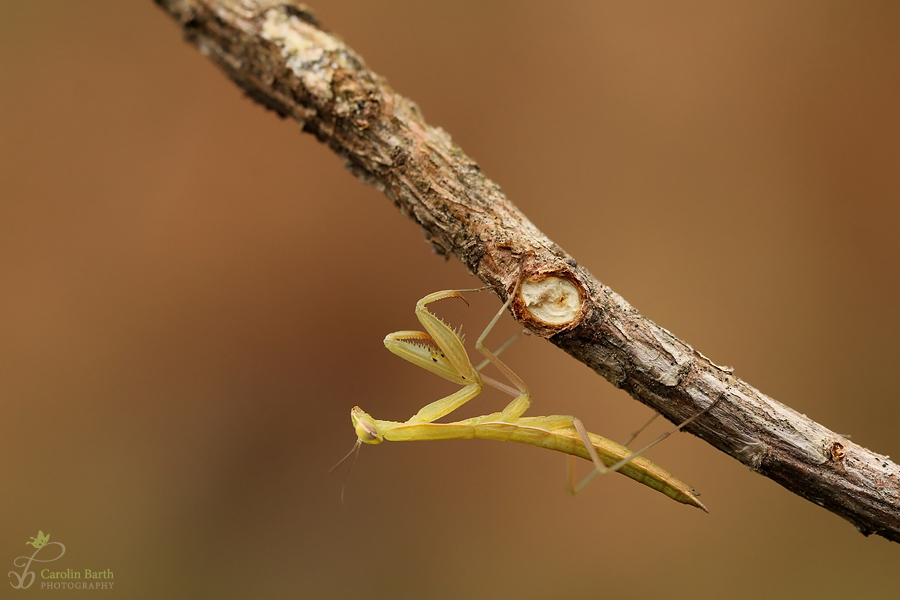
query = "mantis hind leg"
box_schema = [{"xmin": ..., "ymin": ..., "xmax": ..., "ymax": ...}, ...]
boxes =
[
  {"xmin": 623, "ymin": 411, "xmax": 660, "ymax": 447},
  {"xmin": 566, "ymin": 398, "xmax": 723, "ymax": 495}
]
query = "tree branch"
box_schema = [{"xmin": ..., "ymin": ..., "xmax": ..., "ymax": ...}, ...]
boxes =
[{"xmin": 155, "ymin": 0, "xmax": 900, "ymax": 542}]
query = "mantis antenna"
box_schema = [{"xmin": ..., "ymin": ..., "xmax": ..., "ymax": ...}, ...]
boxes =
[{"xmin": 329, "ymin": 438, "xmax": 362, "ymax": 506}]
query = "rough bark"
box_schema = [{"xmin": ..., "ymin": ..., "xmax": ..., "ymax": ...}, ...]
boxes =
[{"xmin": 155, "ymin": 0, "xmax": 900, "ymax": 542}]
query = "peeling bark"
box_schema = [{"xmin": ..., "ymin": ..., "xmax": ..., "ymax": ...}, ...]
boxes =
[{"xmin": 155, "ymin": 0, "xmax": 900, "ymax": 542}]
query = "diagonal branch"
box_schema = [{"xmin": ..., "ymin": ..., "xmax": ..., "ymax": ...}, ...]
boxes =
[{"xmin": 155, "ymin": 0, "xmax": 900, "ymax": 542}]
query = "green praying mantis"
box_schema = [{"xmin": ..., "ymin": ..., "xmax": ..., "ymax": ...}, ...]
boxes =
[{"xmin": 341, "ymin": 285, "xmax": 715, "ymax": 511}]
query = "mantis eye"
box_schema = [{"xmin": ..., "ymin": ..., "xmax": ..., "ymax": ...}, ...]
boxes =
[
  {"xmin": 351, "ymin": 407, "xmax": 384, "ymax": 444},
  {"xmin": 356, "ymin": 421, "xmax": 381, "ymax": 443}
]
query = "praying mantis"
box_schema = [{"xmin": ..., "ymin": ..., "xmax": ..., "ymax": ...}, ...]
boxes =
[{"xmin": 343, "ymin": 286, "xmax": 712, "ymax": 511}]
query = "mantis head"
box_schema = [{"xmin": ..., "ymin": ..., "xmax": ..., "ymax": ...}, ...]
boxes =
[{"xmin": 351, "ymin": 407, "xmax": 383, "ymax": 444}]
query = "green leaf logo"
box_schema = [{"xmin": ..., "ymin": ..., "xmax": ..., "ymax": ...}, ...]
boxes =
[{"xmin": 26, "ymin": 530, "xmax": 49, "ymax": 549}]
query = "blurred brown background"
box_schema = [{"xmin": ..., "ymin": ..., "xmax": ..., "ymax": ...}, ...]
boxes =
[{"xmin": 2, "ymin": 1, "xmax": 899, "ymax": 598}]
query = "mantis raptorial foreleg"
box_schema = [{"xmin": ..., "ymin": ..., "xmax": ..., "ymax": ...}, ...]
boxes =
[
  {"xmin": 382, "ymin": 290, "xmax": 484, "ymax": 424},
  {"xmin": 345, "ymin": 287, "xmax": 714, "ymax": 511}
]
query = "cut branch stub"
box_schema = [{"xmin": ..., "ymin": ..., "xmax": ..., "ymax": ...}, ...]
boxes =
[{"xmin": 511, "ymin": 269, "xmax": 590, "ymax": 337}]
